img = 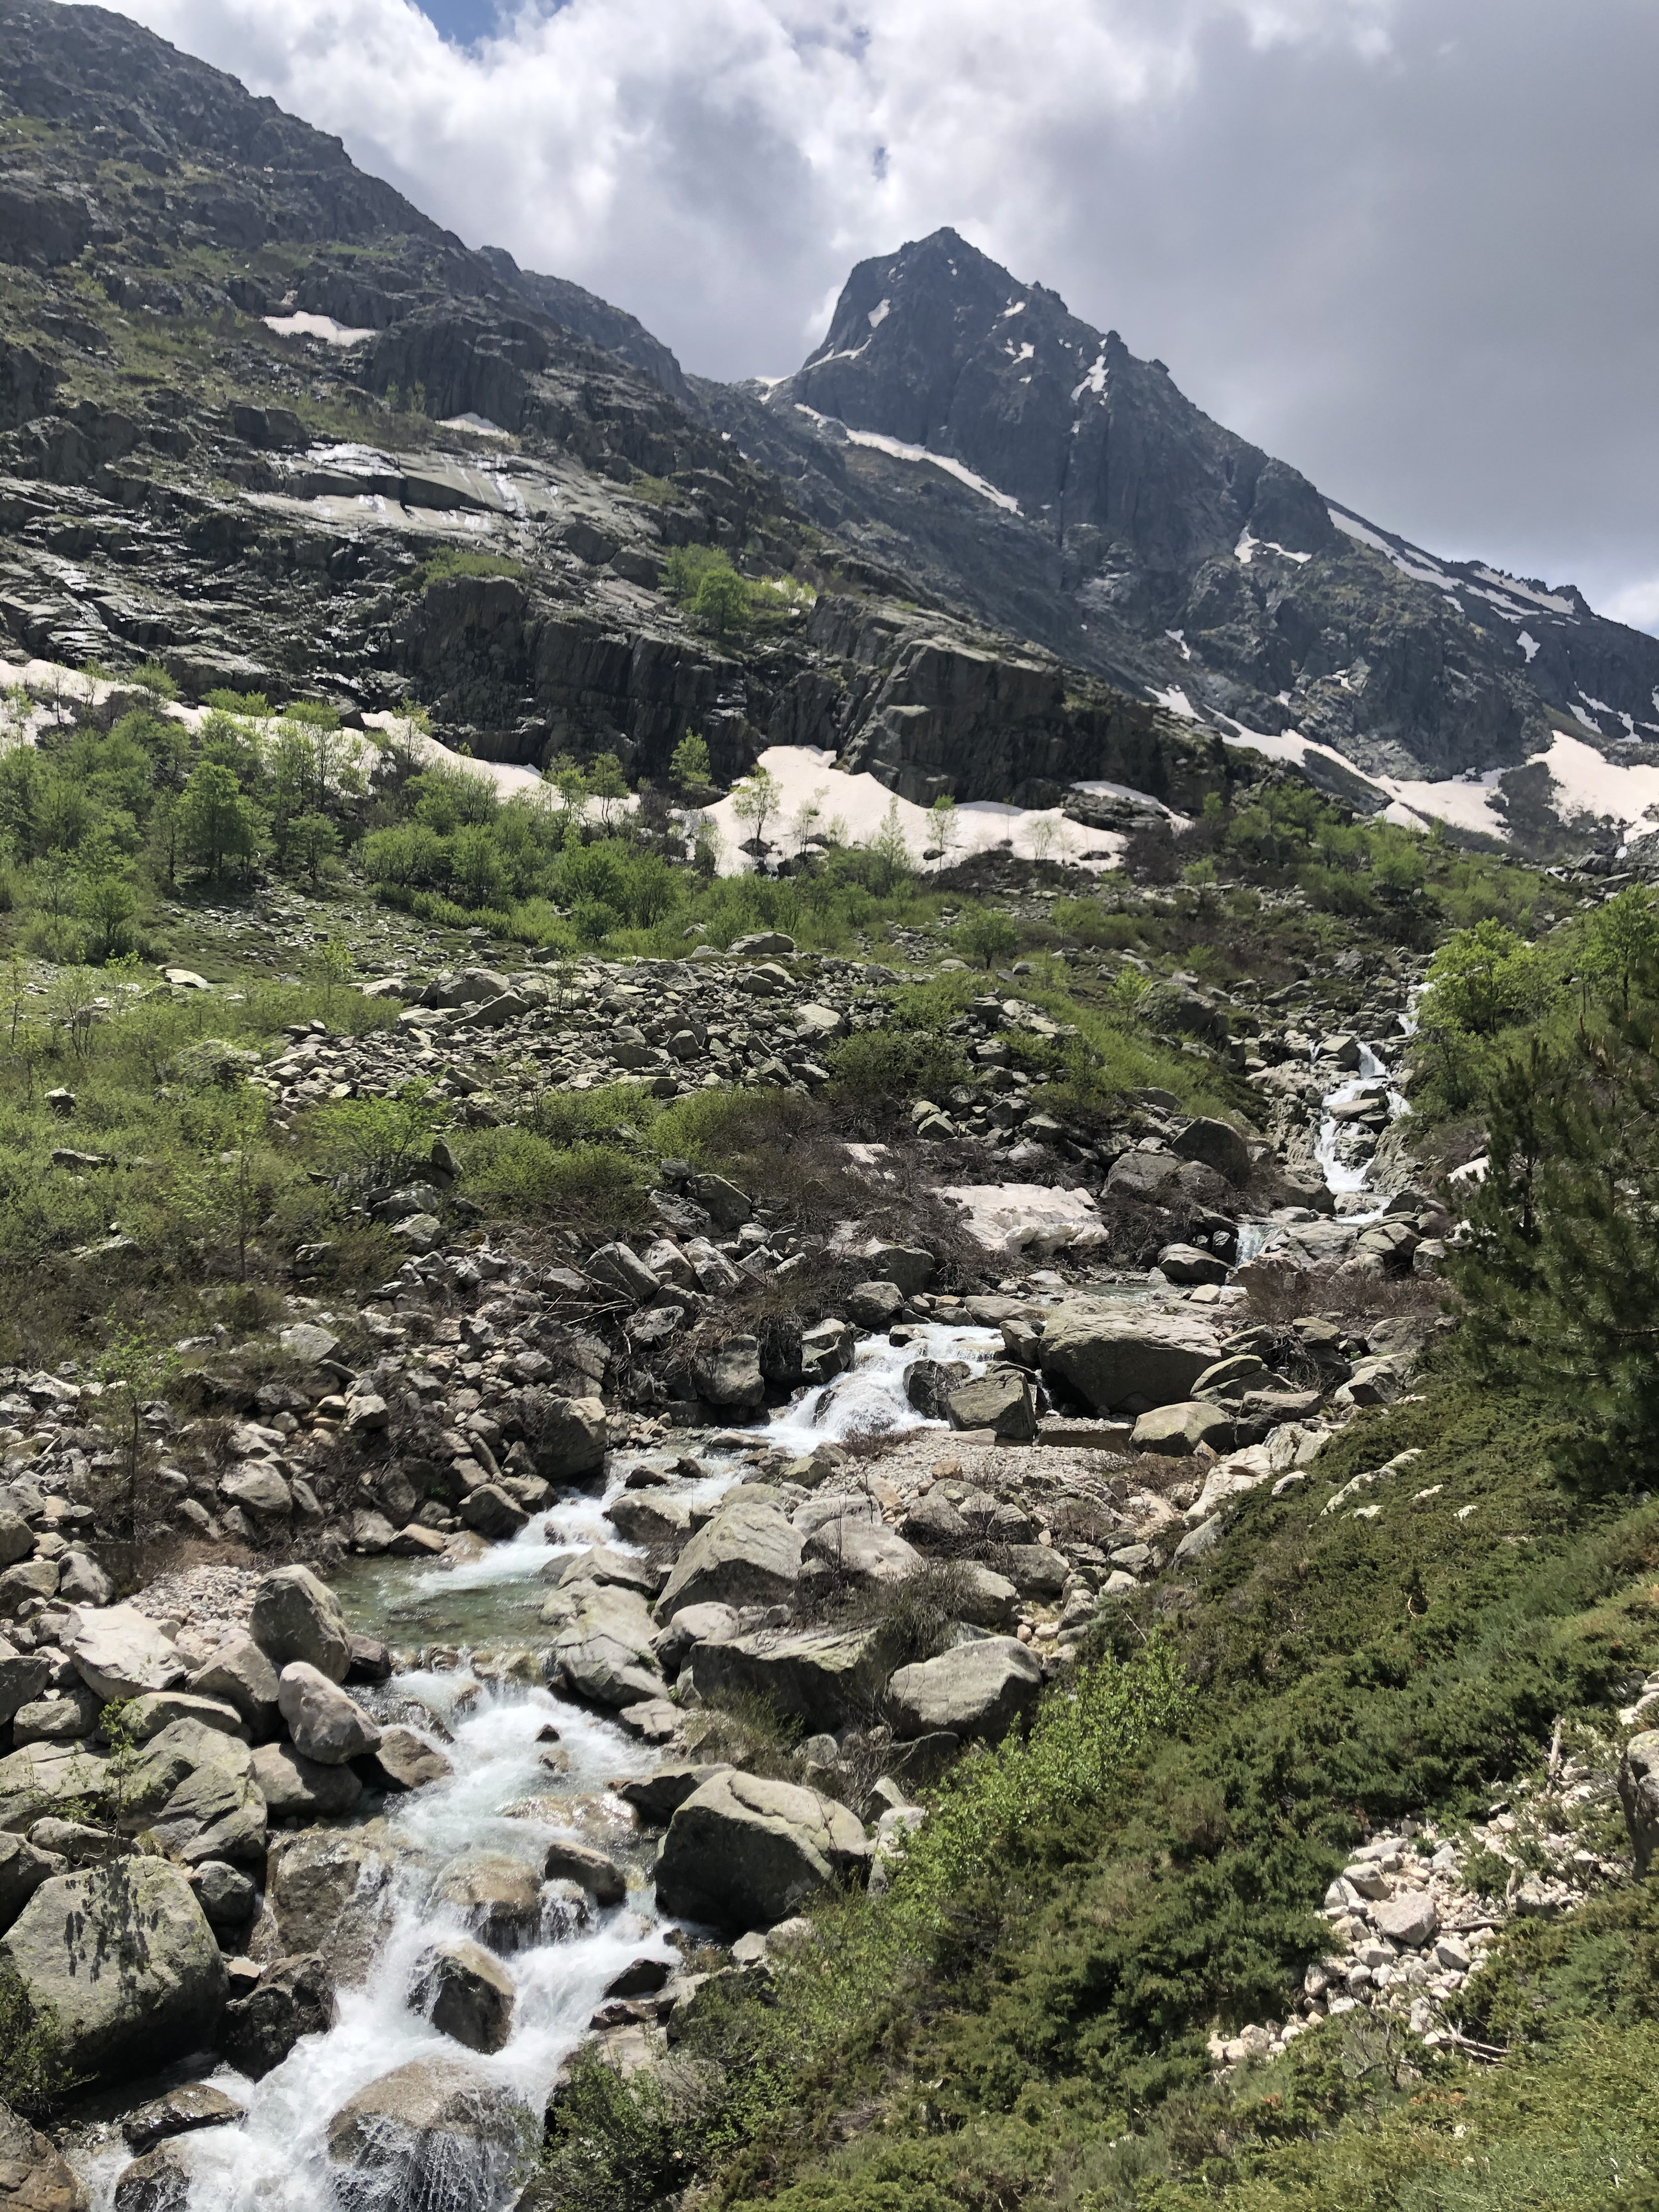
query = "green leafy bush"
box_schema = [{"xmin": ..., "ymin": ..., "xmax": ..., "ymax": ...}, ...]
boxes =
[
  {"xmin": 458, "ymin": 1130, "xmax": 650, "ymax": 1227},
  {"xmin": 826, "ymin": 1027, "xmax": 967, "ymax": 1104},
  {"xmin": 404, "ymin": 549, "xmax": 526, "ymax": 591},
  {"xmin": 955, "ymin": 910, "xmax": 1019, "ymax": 969}
]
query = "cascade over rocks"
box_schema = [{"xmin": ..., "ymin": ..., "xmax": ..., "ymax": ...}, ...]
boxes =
[{"xmin": 325, "ymin": 2059, "xmax": 531, "ymax": 2212}]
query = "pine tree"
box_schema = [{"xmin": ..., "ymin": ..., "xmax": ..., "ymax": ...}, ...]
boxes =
[
  {"xmin": 669, "ymin": 731, "xmax": 712, "ymax": 791},
  {"xmin": 1449, "ymin": 1001, "xmax": 1659, "ymax": 1491}
]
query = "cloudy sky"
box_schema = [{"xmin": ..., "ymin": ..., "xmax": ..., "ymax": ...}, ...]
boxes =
[{"xmin": 109, "ymin": 0, "xmax": 1659, "ymax": 628}]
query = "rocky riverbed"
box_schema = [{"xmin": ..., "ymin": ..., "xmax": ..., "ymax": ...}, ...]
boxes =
[{"xmin": 0, "ymin": 982, "xmax": 1636, "ymax": 2212}]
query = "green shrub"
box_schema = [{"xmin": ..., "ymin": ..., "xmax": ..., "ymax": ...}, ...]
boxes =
[
  {"xmin": 887, "ymin": 1640, "xmax": 1193, "ymax": 1919},
  {"xmin": 826, "ymin": 1028, "xmax": 967, "ymax": 1104},
  {"xmin": 1052, "ymin": 896, "xmax": 1142, "ymax": 951},
  {"xmin": 128, "ymin": 659, "xmax": 178, "ymax": 702},
  {"xmin": 308, "ymin": 1083, "xmax": 444, "ymax": 1194},
  {"xmin": 0, "ymin": 1958, "xmax": 74, "ymax": 2119},
  {"xmin": 458, "ymin": 1131, "xmax": 649, "ymax": 1227},
  {"xmin": 955, "ymin": 910, "xmax": 1019, "ymax": 969},
  {"xmin": 405, "ymin": 549, "xmax": 526, "ymax": 591},
  {"xmin": 525, "ymin": 1084, "xmax": 660, "ymax": 1149},
  {"xmin": 532, "ymin": 2046, "xmax": 717, "ymax": 2212}
]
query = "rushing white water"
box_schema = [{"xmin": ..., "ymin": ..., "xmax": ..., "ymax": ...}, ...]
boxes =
[
  {"xmin": 80, "ymin": 1659, "xmax": 667, "ymax": 2210},
  {"xmin": 77, "ymin": 1321, "xmax": 1005, "ymax": 2210},
  {"xmin": 764, "ymin": 1321, "xmax": 1001, "ymax": 1454},
  {"xmin": 1240, "ymin": 1024, "xmax": 1416, "ymax": 1266}
]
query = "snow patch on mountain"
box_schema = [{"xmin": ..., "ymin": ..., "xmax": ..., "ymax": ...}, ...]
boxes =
[
  {"xmin": 1472, "ymin": 566, "xmax": 1576, "ymax": 616},
  {"xmin": 794, "ymin": 409, "xmax": 1020, "ymax": 512},
  {"xmin": 263, "ymin": 312, "xmax": 374, "ymax": 347},
  {"xmin": 700, "ymin": 746, "xmax": 1119, "ymax": 875}
]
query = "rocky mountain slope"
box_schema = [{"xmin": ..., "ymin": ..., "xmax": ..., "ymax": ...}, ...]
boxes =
[
  {"xmin": 0, "ymin": 0, "xmax": 1219, "ymax": 818},
  {"xmin": 708, "ymin": 226, "xmax": 1659, "ymax": 784},
  {"xmin": 4, "ymin": 0, "xmax": 1658, "ymax": 837}
]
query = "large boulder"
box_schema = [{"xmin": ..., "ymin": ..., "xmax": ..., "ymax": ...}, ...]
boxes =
[
  {"xmin": 0, "ymin": 2096, "xmax": 86, "ymax": 2210},
  {"xmin": 121, "ymin": 2081, "xmax": 244, "ymax": 2156},
  {"xmin": 655, "ymin": 1771, "xmax": 868, "ymax": 1929},
  {"xmin": 275, "ymin": 1664, "xmax": 381, "ymax": 1765},
  {"xmin": 651, "ymin": 1496, "xmax": 802, "ymax": 1621},
  {"xmin": 371, "ymin": 1726, "xmax": 454, "ymax": 1793},
  {"xmin": 265, "ymin": 1829, "xmax": 397, "ymax": 1985},
  {"xmin": 187, "ymin": 1640, "xmax": 280, "ymax": 1740},
  {"xmin": 325, "ymin": 2058, "xmax": 531, "ymax": 2212},
  {"xmin": 902, "ymin": 1358, "xmax": 967, "ymax": 1421},
  {"xmin": 251, "ymin": 1741, "xmax": 364, "ymax": 1820},
  {"xmin": 146, "ymin": 1758, "xmax": 266, "ymax": 1868},
  {"xmin": 946, "ymin": 1370, "xmax": 1036, "ymax": 1441},
  {"xmin": 1171, "ymin": 1117, "xmax": 1253, "ymax": 1187},
  {"xmin": 1039, "ymin": 1305, "xmax": 1222, "ymax": 1412},
  {"xmin": 688, "ymin": 1628, "xmax": 886, "ymax": 1734},
  {"xmin": 846, "ymin": 1281, "xmax": 904, "ymax": 1332},
  {"xmin": 123, "ymin": 1719, "xmax": 251, "ymax": 1817},
  {"xmin": 604, "ymin": 1491, "xmax": 691, "ymax": 1547},
  {"xmin": 1373, "ymin": 1892, "xmax": 1439, "ymax": 1949},
  {"xmin": 111, "ymin": 2142, "xmax": 190, "ymax": 2212},
  {"xmin": 123, "ymin": 1692, "xmax": 248, "ymax": 1745},
  {"xmin": 218, "ymin": 1952, "xmax": 335, "ymax": 2079},
  {"xmin": 409, "ymin": 1938, "xmax": 515, "ymax": 2055},
  {"xmin": 0, "ymin": 1834, "xmax": 63, "ymax": 1935},
  {"xmin": 1103, "ymin": 1151, "xmax": 1182, "ymax": 1204},
  {"xmin": 249, "ymin": 1568, "xmax": 351, "ymax": 1684},
  {"xmin": 60, "ymin": 1607, "xmax": 185, "ymax": 1701},
  {"xmin": 692, "ymin": 1335, "xmax": 766, "ymax": 1408},
  {"xmin": 557, "ymin": 1545, "xmax": 660, "ymax": 1599},
  {"xmin": 608, "ymin": 1762, "xmax": 734, "ymax": 1828},
  {"xmin": 220, "ymin": 1465, "xmax": 292, "ymax": 1520},
  {"xmin": 3, "ymin": 1859, "xmax": 225, "ymax": 2080},
  {"xmin": 888, "ymin": 1639, "xmax": 1043, "ymax": 1742},
  {"xmin": 189, "ymin": 1861, "xmax": 256, "ymax": 1931},
  {"xmin": 523, "ymin": 1394, "xmax": 609, "ymax": 1480},
  {"xmin": 1131, "ymin": 1401, "xmax": 1237, "ymax": 1456},
  {"xmin": 0, "ymin": 1744, "xmax": 109, "ymax": 1833},
  {"xmin": 865, "ymin": 1243, "xmax": 936, "ymax": 1296},
  {"xmin": 541, "ymin": 1585, "xmax": 664, "ymax": 1708},
  {"xmin": 586, "ymin": 1241, "xmax": 660, "ymax": 1304},
  {"xmin": 457, "ymin": 1485, "xmax": 527, "ymax": 1541},
  {"xmin": 427, "ymin": 1853, "xmax": 546, "ymax": 1954},
  {"xmin": 0, "ymin": 1642, "xmax": 50, "ymax": 1728},
  {"xmin": 800, "ymin": 1516, "xmax": 925, "ymax": 1588},
  {"xmin": 541, "ymin": 1840, "xmax": 626, "ymax": 1906},
  {"xmin": 1155, "ymin": 1243, "xmax": 1230, "ymax": 1287},
  {"xmin": 1619, "ymin": 1730, "xmax": 1659, "ymax": 1875}
]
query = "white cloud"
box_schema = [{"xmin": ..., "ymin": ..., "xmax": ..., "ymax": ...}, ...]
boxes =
[
  {"xmin": 1603, "ymin": 579, "xmax": 1659, "ymax": 636},
  {"xmin": 97, "ymin": 0, "xmax": 1659, "ymax": 630},
  {"xmin": 102, "ymin": 0, "xmax": 1400, "ymax": 375}
]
